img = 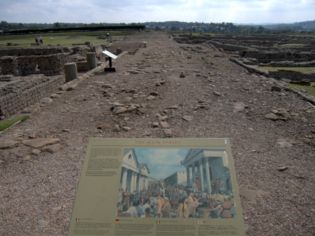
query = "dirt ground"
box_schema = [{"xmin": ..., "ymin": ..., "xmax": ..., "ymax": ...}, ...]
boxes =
[{"xmin": 0, "ymin": 32, "xmax": 315, "ymax": 236}]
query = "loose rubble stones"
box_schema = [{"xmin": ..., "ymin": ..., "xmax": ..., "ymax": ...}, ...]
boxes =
[
  {"xmin": 233, "ymin": 102, "xmax": 247, "ymax": 113},
  {"xmin": 22, "ymin": 138, "xmax": 60, "ymax": 148},
  {"xmin": 0, "ymin": 140, "xmax": 19, "ymax": 149}
]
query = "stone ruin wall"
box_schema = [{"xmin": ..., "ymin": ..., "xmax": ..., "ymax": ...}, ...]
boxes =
[
  {"xmin": 0, "ymin": 45, "xmax": 101, "ymax": 77},
  {"xmin": 0, "ymin": 45, "xmax": 105, "ymax": 118},
  {"xmin": 0, "ymin": 47, "xmax": 72, "ymax": 117},
  {"xmin": 0, "ymin": 47, "xmax": 69, "ymax": 57},
  {"xmin": 0, "ymin": 53, "xmax": 69, "ymax": 76},
  {"xmin": 240, "ymin": 50, "xmax": 315, "ymax": 63},
  {"xmin": 0, "ymin": 75, "xmax": 64, "ymax": 117}
]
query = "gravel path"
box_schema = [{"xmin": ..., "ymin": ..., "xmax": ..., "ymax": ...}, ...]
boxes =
[{"xmin": 0, "ymin": 32, "xmax": 315, "ymax": 236}]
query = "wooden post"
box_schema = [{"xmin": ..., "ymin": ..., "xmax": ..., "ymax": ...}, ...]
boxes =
[{"xmin": 64, "ymin": 63, "xmax": 78, "ymax": 82}]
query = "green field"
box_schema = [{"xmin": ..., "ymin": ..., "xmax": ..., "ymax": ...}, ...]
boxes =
[
  {"xmin": 0, "ymin": 115, "xmax": 29, "ymax": 132},
  {"xmin": 288, "ymin": 84, "xmax": 315, "ymax": 96},
  {"xmin": 258, "ymin": 66, "xmax": 315, "ymax": 74},
  {"xmin": 0, "ymin": 30, "xmax": 131, "ymax": 47}
]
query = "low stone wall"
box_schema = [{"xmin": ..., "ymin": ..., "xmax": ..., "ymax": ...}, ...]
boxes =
[
  {"xmin": 240, "ymin": 50, "xmax": 315, "ymax": 63},
  {"xmin": 0, "ymin": 75, "xmax": 64, "ymax": 117},
  {"xmin": 0, "ymin": 56, "xmax": 17, "ymax": 75},
  {"xmin": 0, "ymin": 53, "xmax": 68, "ymax": 76},
  {"xmin": 269, "ymin": 70, "xmax": 315, "ymax": 82},
  {"xmin": 230, "ymin": 57, "xmax": 315, "ymax": 82},
  {"xmin": 0, "ymin": 47, "xmax": 70, "ymax": 57},
  {"xmin": 208, "ymin": 40, "xmax": 250, "ymax": 52},
  {"xmin": 76, "ymin": 61, "xmax": 89, "ymax": 72}
]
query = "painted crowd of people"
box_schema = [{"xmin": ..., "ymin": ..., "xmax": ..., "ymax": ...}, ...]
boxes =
[{"xmin": 117, "ymin": 181, "xmax": 235, "ymax": 219}]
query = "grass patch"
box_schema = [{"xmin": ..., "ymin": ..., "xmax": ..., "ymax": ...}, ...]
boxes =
[
  {"xmin": 0, "ymin": 115, "xmax": 29, "ymax": 132},
  {"xmin": 258, "ymin": 66, "xmax": 315, "ymax": 74},
  {"xmin": 288, "ymin": 84, "xmax": 315, "ymax": 96},
  {"xmin": 0, "ymin": 30, "xmax": 132, "ymax": 47}
]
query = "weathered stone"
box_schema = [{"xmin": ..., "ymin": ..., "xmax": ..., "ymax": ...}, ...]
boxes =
[
  {"xmin": 101, "ymin": 84, "xmax": 114, "ymax": 89},
  {"xmin": 102, "ymin": 91, "xmax": 112, "ymax": 97},
  {"xmin": 0, "ymin": 140, "xmax": 19, "ymax": 149},
  {"xmin": 152, "ymin": 122, "xmax": 159, "ymax": 128},
  {"xmin": 42, "ymin": 144, "xmax": 62, "ymax": 153},
  {"xmin": 50, "ymin": 94, "xmax": 59, "ymax": 99},
  {"xmin": 86, "ymin": 52, "xmax": 97, "ymax": 70},
  {"xmin": 155, "ymin": 80, "xmax": 166, "ymax": 86},
  {"xmin": 146, "ymin": 95, "xmax": 156, "ymax": 100},
  {"xmin": 265, "ymin": 113, "xmax": 279, "ymax": 121},
  {"xmin": 129, "ymin": 70, "xmax": 139, "ymax": 74},
  {"xmin": 143, "ymin": 131, "xmax": 152, "ymax": 136},
  {"xmin": 22, "ymin": 138, "xmax": 60, "ymax": 148},
  {"xmin": 111, "ymin": 104, "xmax": 138, "ymax": 114},
  {"xmin": 38, "ymin": 219, "xmax": 49, "ymax": 228},
  {"xmin": 233, "ymin": 102, "xmax": 247, "ymax": 113},
  {"xmin": 96, "ymin": 124, "xmax": 111, "ymax": 130},
  {"xmin": 122, "ymin": 126, "xmax": 131, "ymax": 131},
  {"xmin": 64, "ymin": 63, "xmax": 78, "ymax": 82},
  {"xmin": 156, "ymin": 114, "xmax": 168, "ymax": 121},
  {"xmin": 182, "ymin": 115, "xmax": 193, "ymax": 121},
  {"xmin": 277, "ymin": 166, "xmax": 288, "ymax": 171},
  {"xmin": 163, "ymin": 129, "xmax": 173, "ymax": 137},
  {"xmin": 270, "ymin": 108, "xmax": 290, "ymax": 120},
  {"xmin": 31, "ymin": 149, "xmax": 41, "ymax": 155},
  {"xmin": 40, "ymin": 97, "xmax": 53, "ymax": 105},
  {"xmin": 149, "ymin": 92, "xmax": 159, "ymax": 96},
  {"xmin": 28, "ymin": 133, "xmax": 36, "ymax": 139},
  {"xmin": 113, "ymin": 124, "xmax": 121, "ymax": 132},
  {"xmin": 168, "ymin": 105, "xmax": 179, "ymax": 109},
  {"xmin": 277, "ymin": 138, "xmax": 294, "ymax": 148},
  {"xmin": 271, "ymin": 86, "xmax": 282, "ymax": 92},
  {"xmin": 23, "ymin": 155, "xmax": 32, "ymax": 161},
  {"xmin": 160, "ymin": 121, "xmax": 170, "ymax": 129}
]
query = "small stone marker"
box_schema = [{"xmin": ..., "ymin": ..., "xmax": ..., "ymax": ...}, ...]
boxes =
[
  {"xmin": 86, "ymin": 52, "xmax": 97, "ymax": 70},
  {"xmin": 64, "ymin": 63, "xmax": 78, "ymax": 82}
]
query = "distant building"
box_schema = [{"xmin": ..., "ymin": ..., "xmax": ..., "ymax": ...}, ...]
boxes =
[
  {"xmin": 120, "ymin": 149, "xmax": 150, "ymax": 193},
  {"xmin": 164, "ymin": 171, "xmax": 187, "ymax": 186},
  {"xmin": 181, "ymin": 149, "xmax": 232, "ymax": 194}
]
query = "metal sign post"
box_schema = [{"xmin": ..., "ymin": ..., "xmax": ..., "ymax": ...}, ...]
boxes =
[{"xmin": 102, "ymin": 50, "xmax": 118, "ymax": 72}]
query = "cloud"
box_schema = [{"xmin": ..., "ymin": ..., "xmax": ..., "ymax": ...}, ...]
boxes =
[
  {"xmin": 0, "ymin": 0, "xmax": 314, "ymax": 23},
  {"xmin": 135, "ymin": 148, "xmax": 188, "ymax": 180}
]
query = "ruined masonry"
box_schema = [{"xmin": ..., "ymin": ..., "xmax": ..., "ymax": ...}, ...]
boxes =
[{"xmin": 0, "ymin": 46, "xmax": 100, "ymax": 117}]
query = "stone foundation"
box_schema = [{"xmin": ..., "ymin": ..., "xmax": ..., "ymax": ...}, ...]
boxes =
[
  {"xmin": 0, "ymin": 53, "xmax": 68, "ymax": 76},
  {"xmin": 0, "ymin": 75, "xmax": 64, "ymax": 117},
  {"xmin": 0, "ymin": 47, "xmax": 70, "ymax": 57}
]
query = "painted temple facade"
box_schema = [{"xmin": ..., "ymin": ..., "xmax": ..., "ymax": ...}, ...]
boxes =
[
  {"xmin": 181, "ymin": 149, "xmax": 232, "ymax": 194},
  {"xmin": 120, "ymin": 149, "xmax": 150, "ymax": 193}
]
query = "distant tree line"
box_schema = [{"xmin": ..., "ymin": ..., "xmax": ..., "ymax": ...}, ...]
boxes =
[
  {"xmin": 1, "ymin": 20, "xmax": 314, "ymax": 34},
  {"xmin": 0, "ymin": 21, "xmax": 145, "ymax": 34},
  {"xmin": 145, "ymin": 21, "xmax": 315, "ymax": 34}
]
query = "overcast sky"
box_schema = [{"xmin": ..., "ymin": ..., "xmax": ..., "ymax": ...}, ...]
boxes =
[
  {"xmin": 0, "ymin": 0, "xmax": 314, "ymax": 24},
  {"xmin": 134, "ymin": 148, "xmax": 188, "ymax": 180}
]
